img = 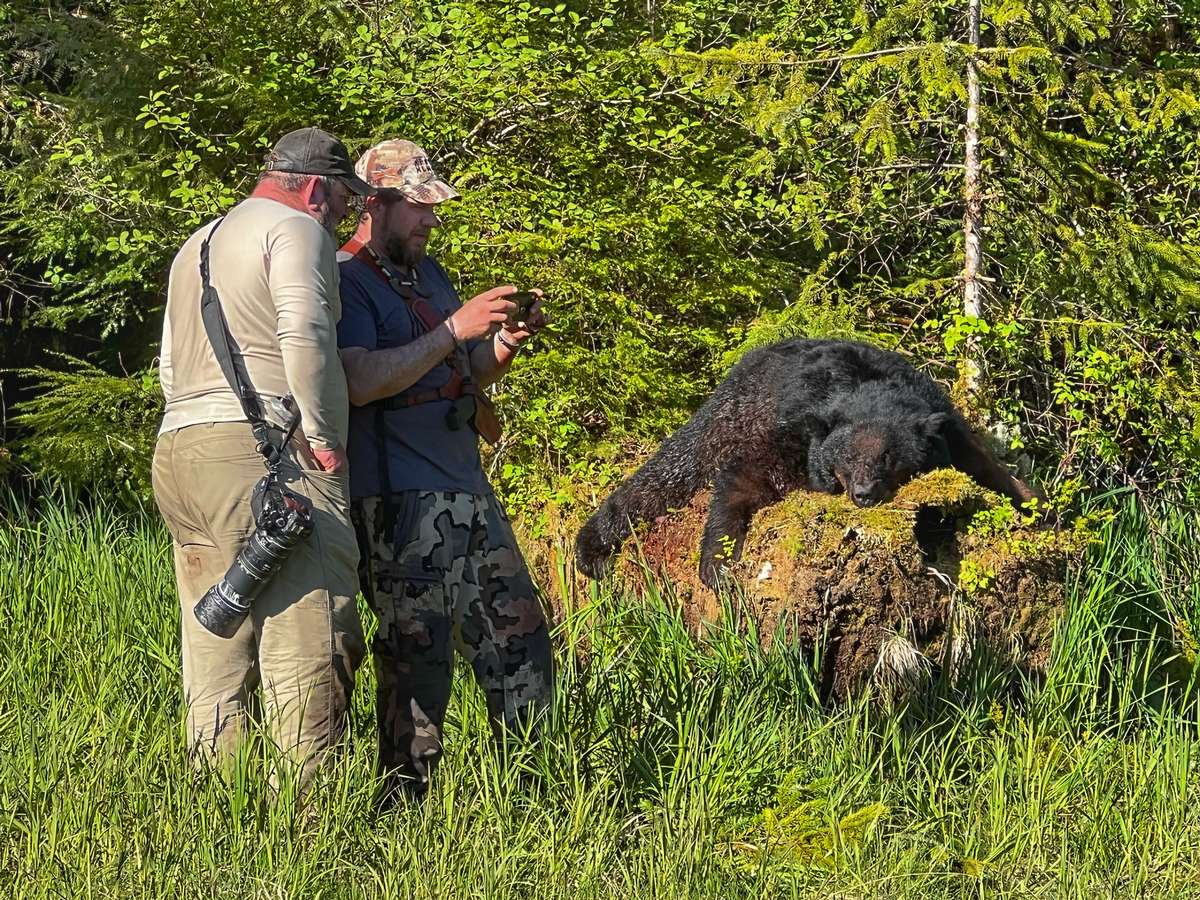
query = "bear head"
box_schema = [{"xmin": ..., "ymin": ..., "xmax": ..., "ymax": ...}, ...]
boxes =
[{"xmin": 808, "ymin": 412, "xmax": 951, "ymax": 507}]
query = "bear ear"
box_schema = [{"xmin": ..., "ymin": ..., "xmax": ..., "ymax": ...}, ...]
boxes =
[
  {"xmin": 920, "ymin": 412, "xmax": 951, "ymax": 438},
  {"xmin": 804, "ymin": 413, "xmax": 831, "ymax": 443}
]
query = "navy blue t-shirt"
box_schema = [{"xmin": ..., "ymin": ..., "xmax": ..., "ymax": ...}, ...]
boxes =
[{"xmin": 337, "ymin": 254, "xmax": 488, "ymax": 500}]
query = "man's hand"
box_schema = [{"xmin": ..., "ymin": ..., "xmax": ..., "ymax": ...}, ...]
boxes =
[
  {"xmin": 448, "ymin": 285, "xmax": 518, "ymax": 342},
  {"xmin": 311, "ymin": 444, "xmax": 348, "ymax": 473},
  {"xmin": 500, "ymin": 290, "xmax": 549, "ymax": 346}
]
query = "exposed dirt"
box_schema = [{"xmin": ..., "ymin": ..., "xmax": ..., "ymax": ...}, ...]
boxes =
[{"xmin": 609, "ymin": 470, "xmax": 1077, "ymax": 700}]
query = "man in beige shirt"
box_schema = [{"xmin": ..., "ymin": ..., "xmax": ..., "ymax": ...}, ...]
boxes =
[{"xmin": 152, "ymin": 127, "xmax": 373, "ymax": 789}]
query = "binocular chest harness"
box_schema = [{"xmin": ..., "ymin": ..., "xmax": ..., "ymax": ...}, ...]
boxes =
[
  {"xmin": 191, "ymin": 216, "xmax": 316, "ymax": 639},
  {"xmin": 341, "ymin": 237, "xmax": 502, "ymax": 529}
]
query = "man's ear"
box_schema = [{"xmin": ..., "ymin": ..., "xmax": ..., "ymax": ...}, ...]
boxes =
[
  {"xmin": 300, "ymin": 174, "xmax": 325, "ymax": 213},
  {"xmin": 364, "ymin": 193, "xmax": 388, "ymax": 216}
]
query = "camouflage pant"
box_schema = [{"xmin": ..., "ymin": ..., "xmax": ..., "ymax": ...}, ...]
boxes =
[{"xmin": 352, "ymin": 490, "xmax": 553, "ymax": 801}]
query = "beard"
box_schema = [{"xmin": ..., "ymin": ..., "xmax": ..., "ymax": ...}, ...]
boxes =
[{"xmin": 385, "ymin": 234, "xmax": 426, "ymax": 268}]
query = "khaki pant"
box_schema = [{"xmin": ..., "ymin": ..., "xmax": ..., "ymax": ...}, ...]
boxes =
[
  {"xmin": 352, "ymin": 490, "xmax": 553, "ymax": 803},
  {"xmin": 152, "ymin": 422, "xmax": 365, "ymax": 787}
]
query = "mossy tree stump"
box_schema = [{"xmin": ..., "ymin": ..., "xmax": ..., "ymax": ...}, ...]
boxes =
[{"xmin": 617, "ymin": 469, "xmax": 1088, "ymax": 699}]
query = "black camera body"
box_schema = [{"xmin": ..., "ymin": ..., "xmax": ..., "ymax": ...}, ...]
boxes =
[
  {"xmin": 193, "ymin": 476, "xmax": 314, "ymax": 638},
  {"xmin": 507, "ymin": 290, "xmax": 538, "ymax": 320}
]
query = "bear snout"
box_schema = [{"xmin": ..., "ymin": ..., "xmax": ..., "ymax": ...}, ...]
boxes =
[{"xmin": 850, "ymin": 481, "xmax": 888, "ymax": 507}]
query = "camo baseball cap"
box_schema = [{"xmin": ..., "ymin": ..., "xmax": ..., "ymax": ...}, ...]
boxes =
[{"xmin": 355, "ymin": 139, "xmax": 460, "ymax": 204}]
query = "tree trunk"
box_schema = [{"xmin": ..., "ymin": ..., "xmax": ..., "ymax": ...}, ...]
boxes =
[{"xmin": 962, "ymin": 0, "xmax": 984, "ymax": 400}]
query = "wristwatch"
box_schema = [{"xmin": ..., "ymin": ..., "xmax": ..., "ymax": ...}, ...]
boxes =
[{"xmin": 496, "ymin": 331, "xmax": 522, "ymax": 353}]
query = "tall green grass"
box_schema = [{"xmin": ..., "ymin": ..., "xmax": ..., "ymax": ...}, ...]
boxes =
[{"xmin": 1, "ymin": 489, "xmax": 1198, "ymax": 898}]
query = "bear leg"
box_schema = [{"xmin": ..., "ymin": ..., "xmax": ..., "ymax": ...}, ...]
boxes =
[
  {"xmin": 944, "ymin": 418, "xmax": 1040, "ymax": 509},
  {"xmin": 699, "ymin": 464, "xmax": 781, "ymax": 589},
  {"xmin": 575, "ymin": 415, "xmax": 716, "ymax": 579}
]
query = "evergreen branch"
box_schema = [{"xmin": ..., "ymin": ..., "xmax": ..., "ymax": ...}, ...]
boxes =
[
  {"xmin": 768, "ymin": 45, "xmax": 932, "ymax": 67},
  {"xmin": 765, "ymin": 44, "xmax": 1051, "ymax": 70}
]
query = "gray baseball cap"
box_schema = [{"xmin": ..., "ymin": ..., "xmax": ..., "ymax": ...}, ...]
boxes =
[{"xmin": 264, "ymin": 127, "xmax": 375, "ymax": 196}]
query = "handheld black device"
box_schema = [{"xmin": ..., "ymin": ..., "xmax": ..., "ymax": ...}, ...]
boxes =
[{"xmin": 507, "ymin": 290, "xmax": 539, "ymax": 320}]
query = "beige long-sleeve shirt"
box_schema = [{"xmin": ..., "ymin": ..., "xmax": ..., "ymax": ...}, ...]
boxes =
[{"xmin": 158, "ymin": 197, "xmax": 348, "ymax": 450}]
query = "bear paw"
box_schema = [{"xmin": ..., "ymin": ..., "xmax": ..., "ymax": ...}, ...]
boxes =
[{"xmin": 574, "ymin": 524, "xmax": 617, "ymax": 580}]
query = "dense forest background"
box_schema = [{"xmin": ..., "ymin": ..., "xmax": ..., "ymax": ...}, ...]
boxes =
[{"xmin": 2, "ymin": 0, "xmax": 1198, "ymax": 518}]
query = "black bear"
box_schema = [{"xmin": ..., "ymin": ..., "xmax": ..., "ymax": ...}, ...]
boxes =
[{"xmin": 575, "ymin": 338, "xmax": 1038, "ymax": 587}]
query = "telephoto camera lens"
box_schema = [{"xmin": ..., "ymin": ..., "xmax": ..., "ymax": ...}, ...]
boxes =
[{"xmin": 193, "ymin": 483, "xmax": 313, "ymax": 638}]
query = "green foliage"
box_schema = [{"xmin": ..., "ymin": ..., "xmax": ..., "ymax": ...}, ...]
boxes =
[
  {"xmin": 727, "ymin": 774, "xmax": 889, "ymax": 873},
  {"xmin": 2, "ymin": 0, "xmax": 816, "ymax": 509},
  {"xmin": 6, "ymin": 358, "xmax": 161, "ymax": 504},
  {"xmin": 2, "ymin": 0, "xmax": 1200, "ymax": 508}
]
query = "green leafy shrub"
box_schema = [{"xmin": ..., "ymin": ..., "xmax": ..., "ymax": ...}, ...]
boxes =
[
  {"xmin": 8, "ymin": 358, "xmax": 162, "ymax": 504},
  {"xmin": 2, "ymin": 0, "xmax": 1199, "ymax": 512}
]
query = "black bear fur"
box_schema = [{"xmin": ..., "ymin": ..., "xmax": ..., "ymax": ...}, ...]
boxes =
[{"xmin": 575, "ymin": 338, "xmax": 1037, "ymax": 587}]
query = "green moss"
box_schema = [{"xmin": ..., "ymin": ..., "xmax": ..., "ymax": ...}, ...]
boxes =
[
  {"xmin": 894, "ymin": 468, "xmax": 993, "ymax": 510},
  {"xmin": 750, "ymin": 490, "xmax": 852, "ymax": 559},
  {"xmin": 748, "ymin": 469, "xmax": 998, "ymax": 561},
  {"xmin": 850, "ymin": 505, "xmax": 917, "ymax": 549}
]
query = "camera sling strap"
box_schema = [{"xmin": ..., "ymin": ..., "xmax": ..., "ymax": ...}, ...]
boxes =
[{"xmin": 199, "ymin": 217, "xmax": 301, "ymax": 481}]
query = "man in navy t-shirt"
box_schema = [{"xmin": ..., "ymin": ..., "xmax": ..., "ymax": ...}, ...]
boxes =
[{"xmin": 336, "ymin": 139, "xmax": 552, "ymax": 805}]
